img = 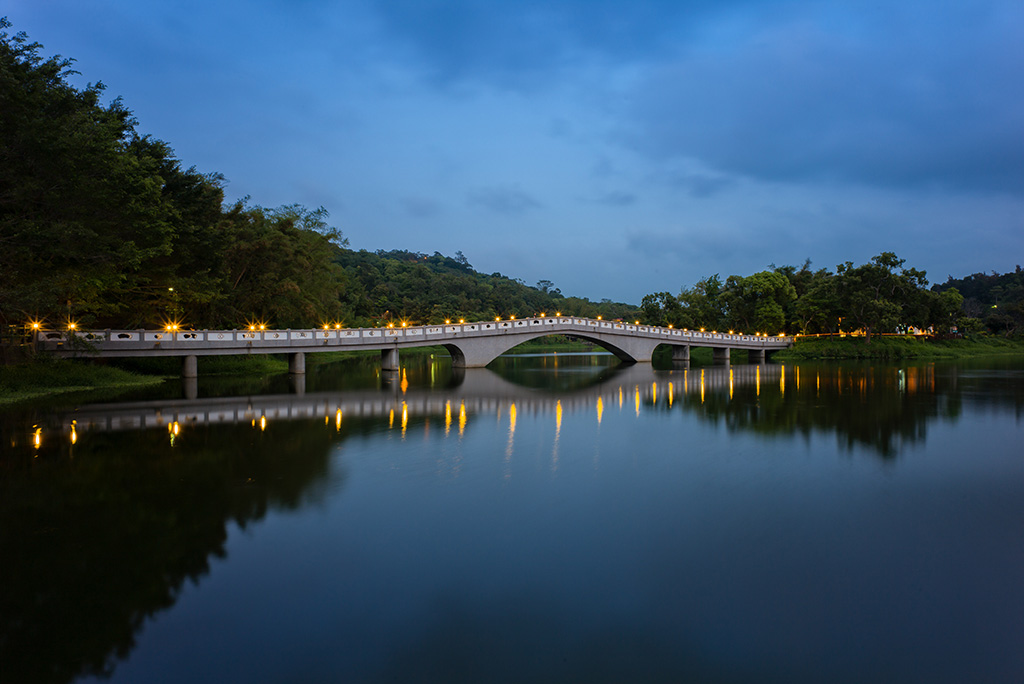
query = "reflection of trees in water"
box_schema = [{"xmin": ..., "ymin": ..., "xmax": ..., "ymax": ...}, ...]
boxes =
[
  {"xmin": 663, "ymin": 364, "xmax": 973, "ymax": 458},
  {"xmin": 488, "ymin": 354, "xmax": 623, "ymax": 392},
  {"xmin": 0, "ymin": 420, "xmax": 352, "ymax": 684}
]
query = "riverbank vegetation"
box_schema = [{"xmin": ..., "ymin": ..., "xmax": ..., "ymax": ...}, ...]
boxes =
[
  {"xmin": 775, "ymin": 335, "xmax": 1024, "ymax": 361},
  {"xmin": 0, "ymin": 359, "xmax": 164, "ymax": 405},
  {"xmin": 639, "ymin": 255, "xmax": 1024, "ymax": 345}
]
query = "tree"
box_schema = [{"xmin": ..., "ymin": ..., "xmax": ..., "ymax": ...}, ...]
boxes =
[
  {"xmin": 721, "ymin": 270, "xmax": 796, "ymax": 334},
  {"xmin": 834, "ymin": 252, "xmax": 929, "ymax": 342}
]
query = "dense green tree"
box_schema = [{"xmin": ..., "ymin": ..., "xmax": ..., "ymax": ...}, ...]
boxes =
[
  {"xmin": 834, "ymin": 252, "xmax": 929, "ymax": 342},
  {"xmin": 0, "ymin": 21, "xmax": 177, "ymax": 328},
  {"xmin": 721, "ymin": 270, "xmax": 796, "ymax": 334}
]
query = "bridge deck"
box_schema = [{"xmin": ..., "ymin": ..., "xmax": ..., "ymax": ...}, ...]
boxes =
[{"xmin": 36, "ymin": 316, "xmax": 792, "ymax": 359}]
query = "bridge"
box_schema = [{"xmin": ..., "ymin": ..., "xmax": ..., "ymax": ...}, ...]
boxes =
[{"xmin": 35, "ymin": 316, "xmax": 793, "ymax": 377}]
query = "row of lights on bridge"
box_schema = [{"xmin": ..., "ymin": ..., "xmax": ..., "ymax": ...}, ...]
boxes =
[{"xmin": 29, "ymin": 317, "xmax": 786, "ymax": 338}]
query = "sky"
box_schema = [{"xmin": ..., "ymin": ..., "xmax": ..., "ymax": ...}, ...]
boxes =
[{"xmin": 6, "ymin": 0, "xmax": 1024, "ymax": 303}]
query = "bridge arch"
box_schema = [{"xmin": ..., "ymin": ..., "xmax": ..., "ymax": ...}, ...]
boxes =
[{"xmin": 441, "ymin": 330, "xmax": 642, "ymax": 368}]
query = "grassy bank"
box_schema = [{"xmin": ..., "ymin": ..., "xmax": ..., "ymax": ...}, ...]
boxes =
[
  {"xmin": 0, "ymin": 359, "xmax": 166, "ymax": 405},
  {"xmin": 775, "ymin": 335, "xmax": 1024, "ymax": 360}
]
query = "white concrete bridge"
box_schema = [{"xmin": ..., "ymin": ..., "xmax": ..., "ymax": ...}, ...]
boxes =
[{"xmin": 35, "ymin": 316, "xmax": 792, "ymax": 377}]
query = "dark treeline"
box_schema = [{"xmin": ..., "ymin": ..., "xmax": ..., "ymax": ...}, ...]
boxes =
[
  {"xmin": 933, "ymin": 267, "xmax": 1024, "ymax": 337},
  {"xmin": 0, "ymin": 21, "xmax": 635, "ymax": 342},
  {"xmin": 638, "ymin": 254, "xmax": 996, "ymax": 342}
]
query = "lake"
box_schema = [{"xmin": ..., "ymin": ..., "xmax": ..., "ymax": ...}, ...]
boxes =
[{"xmin": 3, "ymin": 352, "xmax": 1024, "ymax": 683}]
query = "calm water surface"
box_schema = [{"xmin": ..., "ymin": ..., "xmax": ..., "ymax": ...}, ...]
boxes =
[{"xmin": 3, "ymin": 353, "xmax": 1024, "ymax": 683}]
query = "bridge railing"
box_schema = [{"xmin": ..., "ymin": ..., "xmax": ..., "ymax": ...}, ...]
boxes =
[{"xmin": 34, "ymin": 317, "xmax": 793, "ymax": 354}]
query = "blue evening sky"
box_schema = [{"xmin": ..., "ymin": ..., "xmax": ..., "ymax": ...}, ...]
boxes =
[{"xmin": 6, "ymin": 1, "xmax": 1023, "ymax": 303}]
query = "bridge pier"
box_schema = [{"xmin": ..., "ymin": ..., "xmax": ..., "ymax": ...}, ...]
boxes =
[
  {"xmin": 748, "ymin": 349, "xmax": 766, "ymax": 363},
  {"xmin": 671, "ymin": 345, "xmax": 691, "ymax": 362},
  {"xmin": 712, "ymin": 347, "xmax": 731, "ymax": 365},
  {"xmin": 182, "ymin": 355, "xmax": 198, "ymax": 379},
  {"xmin": 381, "ymin": 347, "xmax": 400, "ymax": 371},
  {"xmin": 289, "ymin": 351, "xmax": 306, "ymax": 375}
]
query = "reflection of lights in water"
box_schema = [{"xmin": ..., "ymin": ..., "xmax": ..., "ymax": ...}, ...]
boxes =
[
  {"xmin": 618, "ymin": 387, "xmax": 624, "ymax": 409},
  {"xmin": 596, "ymin": 396, "xmax": 604, "ymax": 425},
  {"xmin": 651, "ymin": 382, "xmax": 657, "ymax": 405},
  {"xmin": 445, "ymin": 400, "xmax": 452, "ymax": 436},
  {"xmin": 552, "ymin": 400, "xmax": 562, "ymax": 471},
  {"xmin": 401, "ymin": 402, "xmax": 408, "ymax": 438},
  {"xmin": 684, "ymin": 369, "xmax": 688, "ymax": 393},
  {"xmin": 729, "ymin": 368, "xmax": 734, "ymax": 400},
  {"xmin": 459, "ymin": 402, "xmax": 467, "ymax": 438},
  {"xmin": 70, "ymin": 422, "xmax": 77, "ymax": 445},
  {"xmin": 756, "ymin": 366, "xmax": 761, "ymax": 397},
  {"xmin": 168, "ymin": 421, "xmax": 181, "ymax": 446},
  {"xmin": 796, "ymin": 367, "xmax": 800, "ymax": 391},
  {"xmin": 668, "ymin": 382, "xmax": 674, "ymax": 407},
  {"xmin": 400, "ymin": 369, "xmax": 409, "ymax": 394},
  {"xmin": 700, "ymin": 369, "xmax": 705, "ymax": 404},
  {"xmin": 505, "ymin": 403, "xmax": 517, "ymax": 463},
  {"xmin": 389, "ymin": 409, "xmax": 395, "ymax": 429},
  {"xmin": 260, "ymin": 415, "xmax": 267, "ymax": 432},
  {"xmin": 780, "ymin": 365, "xmax": 786, "ymax": 395},
  {"xmin": 335, "ymin": 408, "xmax": 342, "ymax": 431},
  {"xmin": 33, "ymin": 426, "xmax": 41, "ymax": 450}
]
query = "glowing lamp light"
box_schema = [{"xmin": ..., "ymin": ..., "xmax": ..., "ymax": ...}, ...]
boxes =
[
  {"xmin": 459, "ymin": 319, "xmax": 465, "ymax": 324},
  {"xmin": 668, "ymin": 324, "xmax": 673, "ymax": 329},
  {"xmin": 401, "ymin": 321, "xmax": 407, "ymax": 327},
  {"xmin": 556, "ymin": 312, "xmax": 561, "ymax": 317},
  {"xmin": 67, "ymin": 322, "xmax": 77, "ymax": 330},
  {"xmin": 700, "ymin": 327, "xmax": 705, "ymax": 332},
  {"xmin": 597, "ymin": 316, "xmax": 602, "ymax": 320},
  {"xmin": 445, "ymin": 319, "xmax": 451, "ymax": 324},
  {"xmin": 496, "ymin": 317, "xmax": 501, "ymax": 321}
]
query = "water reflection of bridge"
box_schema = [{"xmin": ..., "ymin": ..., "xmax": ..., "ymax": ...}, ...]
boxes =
[{"xmin": 50, "ymin": 363, "xmax": 785, "ymax": 437}]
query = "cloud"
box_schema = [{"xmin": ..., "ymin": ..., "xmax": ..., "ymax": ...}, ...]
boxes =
[
  {"xmin": 467, "ymin": 185, "xmax": 542, "ymax": 216},
  {"xmin": 621, "ymin": 3, "xmax": 1024, "ymax": 194}
]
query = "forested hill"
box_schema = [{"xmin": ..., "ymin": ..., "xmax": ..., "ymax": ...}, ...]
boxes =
[
  {"xmin": 334, "ymin": 249, "xmax": 638, "ymax": 327},
  {"xmin": 0, "ymin": 20, "xmax": 635, "ymax": 338}
]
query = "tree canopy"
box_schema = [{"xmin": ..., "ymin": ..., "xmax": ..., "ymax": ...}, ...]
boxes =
[{"xmin": 638, "ymin": 253, "xmax": 983, "ymax": 341}]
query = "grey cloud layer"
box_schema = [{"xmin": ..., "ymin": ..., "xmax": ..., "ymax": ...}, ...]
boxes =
[{"xmin": 368, "ymin": 0, "xmax": 1024, "ymax": 195}]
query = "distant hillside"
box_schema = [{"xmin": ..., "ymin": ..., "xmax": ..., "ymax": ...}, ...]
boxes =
[{"xmin": 333, "ymin": 248, "xmax": 638, "ymax": 327}]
